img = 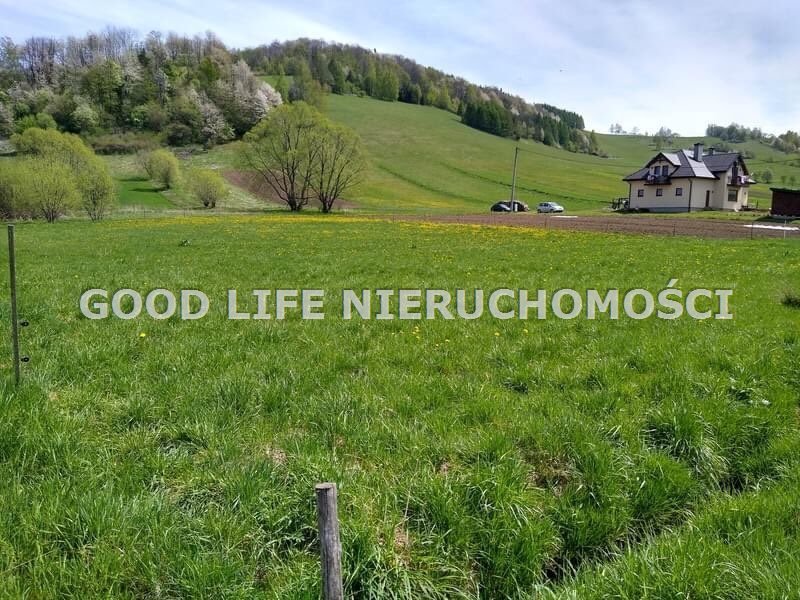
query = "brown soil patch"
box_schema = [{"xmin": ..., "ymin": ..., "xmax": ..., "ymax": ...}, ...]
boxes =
[{"xmin": 375, "ymin": 213, "xmax": 800, "ymax": 240}]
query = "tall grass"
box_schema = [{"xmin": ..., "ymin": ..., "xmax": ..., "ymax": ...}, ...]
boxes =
[{"xmin": 0, "ymin": 216, "xmax": 798, "ymax": 597}]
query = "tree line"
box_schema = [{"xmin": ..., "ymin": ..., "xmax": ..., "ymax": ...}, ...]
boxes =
[
  {"xmin": 706, "ymin": 123, "xmax": 800, "ymax": 155},
  {"xmin": 0, "ymin": 28, "xmax": 281, "ymax": 150},
  {"xmin": 240, "ymin": 39, "xmax": 600, "ymax": 155}
]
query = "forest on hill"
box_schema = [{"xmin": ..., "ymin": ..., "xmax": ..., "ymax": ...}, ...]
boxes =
[
  {"xmin": 0, "ymin": 29, "xmax": 281, "ymax": 152},
  {"xmin": 241, "ymin": 39, "xmax": 600, "ymax": 154},
  {"xmin": 0, "ymin": 28, "xmax": 598, "ymax": 155}
]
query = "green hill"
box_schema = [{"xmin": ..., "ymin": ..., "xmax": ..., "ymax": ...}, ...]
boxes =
[
  {"xmin": 136, "ymin": 92, "xmax": 800, "ymax": 216},
  {"xmin": 305, "ymin": 94, "xmax": 799, "ymax": 214}
]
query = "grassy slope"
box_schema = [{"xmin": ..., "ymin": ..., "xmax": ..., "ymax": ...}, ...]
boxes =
[
  {"xmin": 104, "ymin": 152, "xmax": 266, "ymax": 214},
  {"xmin": 1, "ymin": 216, "xmax": 798, "ymax": 597},
  {"xmin": 324, "ymin": 95, "xmax": 625, "ymax": 213},
  {"xmin": 116, "ymin": 178, "xmax": 172, "ymax": 208},
  {"xmin": 88, "ymin": 93, "xmax": 800, "ymax": 216},
  {"xmin": 326, "ymin": 94, "xmax": 800, "ymax": 213}
]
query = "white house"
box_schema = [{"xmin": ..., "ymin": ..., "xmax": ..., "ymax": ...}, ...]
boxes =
[{"xmin": 623, "ymin": 143, "xmax": 754, "ymax": 212}]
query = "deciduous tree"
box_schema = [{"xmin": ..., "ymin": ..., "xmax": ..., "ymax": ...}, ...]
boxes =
[
  {"xmin": 311, "ymin": 123, "xmax": 364, "ymax": 213},
  {"xmin": 242, "ymin": 102, "xmax": 321, "ymax": 211}
]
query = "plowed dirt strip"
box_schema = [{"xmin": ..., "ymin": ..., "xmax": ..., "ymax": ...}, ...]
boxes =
[{"xmin": 375, "ymin": 213, "xmax": 800, "ymax": 239}]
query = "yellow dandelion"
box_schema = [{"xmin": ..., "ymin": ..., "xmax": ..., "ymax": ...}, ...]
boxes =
[{"xmin": 139, "ymin": 332, "xmax": 147, "ymax": 338}]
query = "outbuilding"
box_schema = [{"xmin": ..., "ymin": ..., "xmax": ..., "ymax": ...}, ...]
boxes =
[{"xmin": 770, "ymin": 188, "xmax": 800, "ymax": 218}]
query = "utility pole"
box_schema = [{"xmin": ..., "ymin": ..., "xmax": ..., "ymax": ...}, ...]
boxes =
[{"xmin": 510, "ymin": 146, "xmax": 519, "ymax": 212}]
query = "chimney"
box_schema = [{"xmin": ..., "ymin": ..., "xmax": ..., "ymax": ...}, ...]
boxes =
[
  {"xmin": 693, "ymin": 142, "xmax": 704, "ymax": 161},
  {"xmin": 707, "ymin": 146, "xmax": 715, "ymax": 156}
]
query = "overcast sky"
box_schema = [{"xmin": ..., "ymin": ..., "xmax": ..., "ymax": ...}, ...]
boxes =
[{"xmin": 2, "ymin": 0, "xmax": 798, "ymax": 135}]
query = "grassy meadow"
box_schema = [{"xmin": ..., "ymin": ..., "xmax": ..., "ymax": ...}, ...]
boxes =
[
  {"xmin": 94, "ymin": 93, "xmax": 800, "ymax": 216},
  {"xmin": 323, "ymin": 95, "xmax": 800, "ymax": 213},
  {"xmin": 1, "ymin": 215, "xmax": 799, "ymax": 597}
]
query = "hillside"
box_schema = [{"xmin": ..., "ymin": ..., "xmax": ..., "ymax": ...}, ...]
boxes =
[
  {"xmin": 63, "ymin": 92, "xmax": 800, "ymax": 216},
  {"xmin": 246, "ymin": 94, "xmax": 795, "ymax": 213}
]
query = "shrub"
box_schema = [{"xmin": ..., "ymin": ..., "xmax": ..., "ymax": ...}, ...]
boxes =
[
  {"xmin": 141, "ymin": 149, "xmax": 180, "ymax": 189},
  {"xmin": 164, "ymin": 122, "xmax": 195, "ymax": 146},
  {"xmin": 14, "ymin": 112, "xmax": 57, "ymax": 133},
  {"xmin": 11, "ymin": 127, "xmax": 116, "ymax": 221},
  {"xmin": 131, "ymin": 101, "xmax": 168, "ymax": 132},
  {"xmin": 0, "ymin": 160, "xmax": 30, "ymax": 218},
  {"xmin": 79, "ymin": 155, "xmax": 116, "ymax": 221},
  {"xmin": 71, "ymin": 101, "xmax": 99, "ymax": 133},
  {"xmin": 189, "ymin": 169, "xmax": 227, "ymax": 208},
  {"xmin": 17, "ymin": 158, "xmax": 80, "ymax": 222}
]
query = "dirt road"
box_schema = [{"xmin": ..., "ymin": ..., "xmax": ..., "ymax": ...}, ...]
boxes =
[{"xmin": 381, "ymin": 213, "xmax": 800, "ymax": 240}]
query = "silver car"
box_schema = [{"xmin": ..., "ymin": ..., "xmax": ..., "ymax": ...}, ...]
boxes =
[{"xmin": 537, "ymin": 202, "xmax": 564, "ymax": 213}]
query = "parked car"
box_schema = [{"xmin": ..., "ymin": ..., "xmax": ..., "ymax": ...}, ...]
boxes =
[
  {"xmin": 490, "ymin": 200, "xmax": 529, "ymax": 213},
  {"xmin": 537, "ymin": 201, "xmax": 564, "ymax": 213}
]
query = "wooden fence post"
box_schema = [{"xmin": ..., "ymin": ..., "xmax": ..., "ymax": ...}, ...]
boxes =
[
  {"xmin": 7, "ymin": 225, "xmax": 20, "ymax": 385},
  {"xmin": 315, "ymin": 483, "xmax": 344, "ymax": 600}
]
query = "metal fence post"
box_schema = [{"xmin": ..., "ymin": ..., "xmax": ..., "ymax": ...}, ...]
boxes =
[{"xmin": 7, "ymin": 225, "xmax": 20, "ymax": 385}]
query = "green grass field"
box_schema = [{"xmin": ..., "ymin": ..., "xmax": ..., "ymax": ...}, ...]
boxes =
[
  {"xmin": 4, "ymin": 93, "xmax": 799, "ymax": 218},
  {"xmin": 169, "ymin": 94, "xmax": 800, "ymax": 216},
  {"xmin": 1, "ymin": 215, "xmax": 799, "ymax": 597},
  {"xmin": 117, "ymin": 178, "xmax": 172, "ymax": 208}
]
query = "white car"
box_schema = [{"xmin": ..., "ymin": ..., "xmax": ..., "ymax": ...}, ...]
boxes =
[{"xmin": 537, "ymin": 202, "xmax": 564, "ymax": 213}]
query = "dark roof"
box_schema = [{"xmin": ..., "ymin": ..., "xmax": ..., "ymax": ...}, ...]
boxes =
[
  {"xmin": 623, "ymin": 167, "xmax": 650, "ymax": 181},
  {"xmin": 770, "ymin": 187, "xmax": 800, "ymax": 194},
  {"xmin": 670, "ymin": 150, "xmax": 715, "ymax": 179},
  {"xmin": 700, "ymin": 152, "xmax": 742, "ymax": 173},
  {"xmin": 623, "ymin": 149, "xmax": 747, "ymax": 182},
  {"xmin": 623, "ymin": 149, "xmax": 715, "ymax": 181}
]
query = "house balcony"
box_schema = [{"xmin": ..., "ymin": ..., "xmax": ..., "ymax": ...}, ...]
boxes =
[
  {"xmin": 727, "ymin": 175, "xmax": 751, "ymax": 187},
  {"xmin": 644, "ymin": 175, "xmax": 671, "ymax": 185}
]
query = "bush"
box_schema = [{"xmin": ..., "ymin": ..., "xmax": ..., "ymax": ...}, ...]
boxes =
[
  {"xmin": 141, "ymin": 149, "xmax": 180, "ymax": 189},
  {"xmin": 80, "ymin": 155, "xmax": 116, "ymax": 221},
  {"xmin": 14, "ymin": 112, "xmax": 57, "ymax": 133},
  {"xmin": 189, "ymin": 169, "xmax": 227, "ymax": 208},
  {"xmin": 11, "ymin": 127, "xmax": 116, "ymax": 221},
  {"xmin": 164, "ymin": 122, "xmax": 195, "ymax": 146},
  {"xmin": 17, "ymin": 158, "xmax": 80, "ymax": 222},
  {"xmin": 0, "ymin": 160, "xmax": 30, "ymax": 218},
  {"xmin": 131, "ymin": 102, "xmax": 168, "ymax": 132},
  {"xmin": 71, "ymin": 101, "xmax": 99, "ymax": 133}
]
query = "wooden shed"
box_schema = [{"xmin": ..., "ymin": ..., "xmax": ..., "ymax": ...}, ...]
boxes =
[{"xmin": 770, "ymin": 188, "xmax": 800, "ymax": 217}]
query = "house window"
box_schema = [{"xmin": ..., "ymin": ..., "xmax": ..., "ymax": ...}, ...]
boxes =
[
  {"xmin": 637, "ymin": 189, "xmax": 644, "ymax": 198},
  {"xmin": 661, "ymin": 166, "xmax": 669, "ymax": 176},
  {"xmin": 676, "ymin": 187, "xmax": 683, "ymax": 196},
  {"xmin": 656, "ymin": 189, "xmax": 664, "ymax": 197},
  {"xmin": 728, "ymin": 189, "xmax": 738, "ymax": 203}
]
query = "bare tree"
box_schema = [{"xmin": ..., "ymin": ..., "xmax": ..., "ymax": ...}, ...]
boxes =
[{"xmin": 20, "ymin": 37, "xmax": 62, "ymax": 86}]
